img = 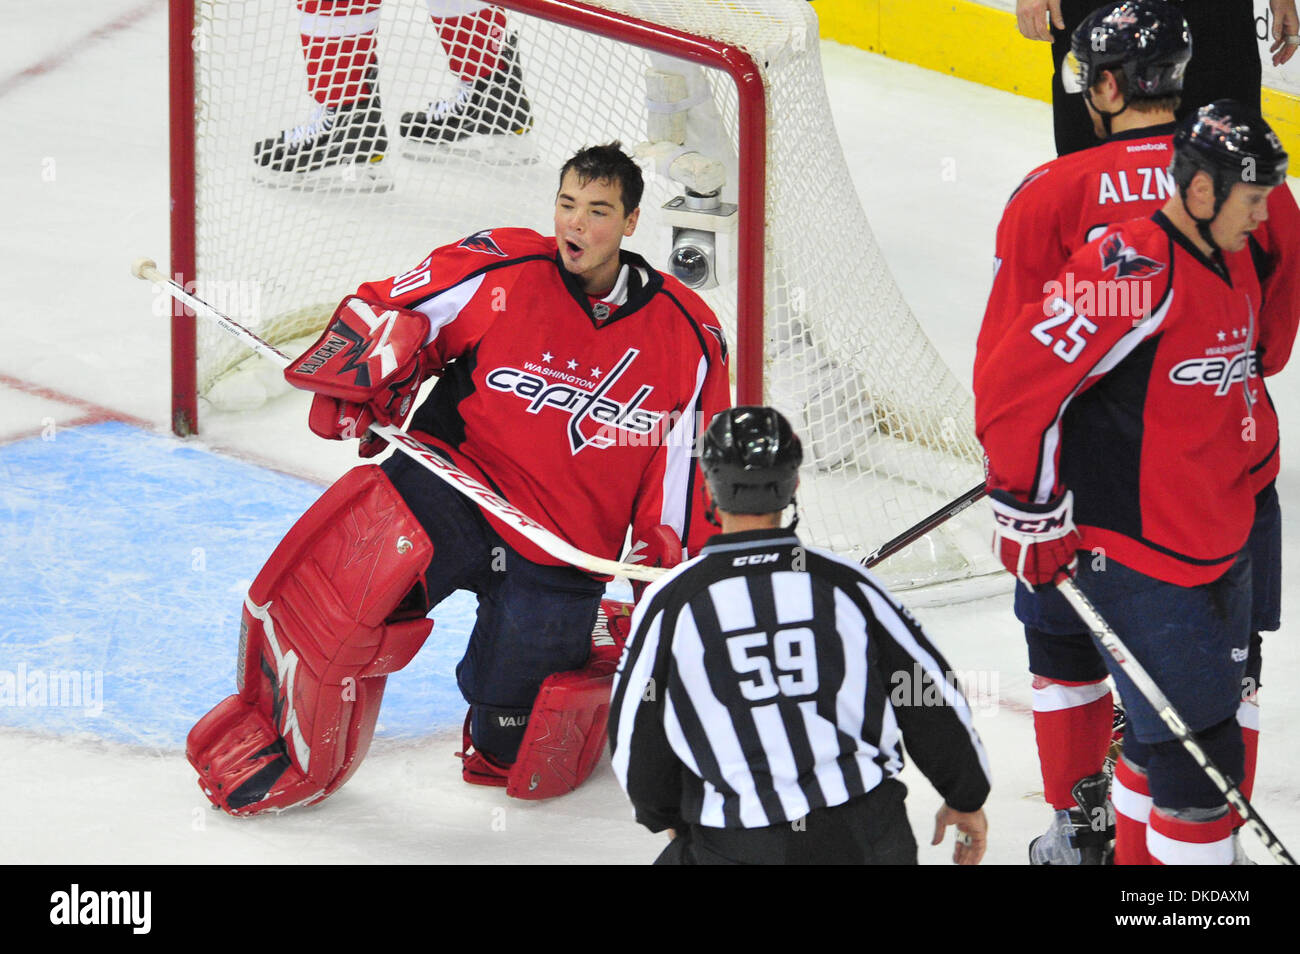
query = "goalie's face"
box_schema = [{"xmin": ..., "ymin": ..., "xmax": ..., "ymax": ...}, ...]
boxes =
[{"xmin": 554, "ymin": 170, "xmax": 640, "ymax": 296}]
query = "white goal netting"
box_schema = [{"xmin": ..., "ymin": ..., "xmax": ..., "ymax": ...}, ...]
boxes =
[{"xmin": 180, "ymin": 0, "xmax": 997, "ymax": 589}]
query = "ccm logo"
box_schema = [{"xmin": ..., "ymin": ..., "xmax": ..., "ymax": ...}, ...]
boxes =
[
  {"xmin": 732, "ymin": 553, "xmax": 780, "ymax": 567},
  {"xmin": 994, "ymin": 511, "xmax": 1067, "ymax": 534}
]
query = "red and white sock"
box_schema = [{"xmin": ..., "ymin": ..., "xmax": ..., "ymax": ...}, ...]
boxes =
[
  {"xmin": 427, "ymin": 2, "xmax": 508, "ymax": 82},
  {"xmin": 298, "ymin": 0, "xmax": 383, "ymax": 107},
  {"xmin": 1031, "ymin": 676, "xmax": 1112, "ymax": 809},
  {"xmin": 1238, "ymin": 698, "xmax": 1259, "ymax": 802},
  {"xmin": 1112, "ymin": 756, "xmax": 1152, "ymax": 865},
  {"xmin": 1148, "ymin": 807, "xmax": 1235, "ymax": 865}
]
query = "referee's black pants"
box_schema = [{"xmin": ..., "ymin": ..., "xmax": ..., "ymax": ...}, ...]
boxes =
[{"xmin": 653, "ymin": 778, "xmax": 918, "ymax": 865}]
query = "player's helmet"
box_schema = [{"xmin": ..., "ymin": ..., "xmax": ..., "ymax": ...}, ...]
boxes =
[
  {"xmin": 701, "ymin": 406, "xmax": 802, "ymax": 515},
  {"xmin": 1064, "ymin": 1, "xmax": 1191, "ymax": 100},
  {"xmin": 1170, "ymin": 100, "xmax": 1289, "ymax": 210}
]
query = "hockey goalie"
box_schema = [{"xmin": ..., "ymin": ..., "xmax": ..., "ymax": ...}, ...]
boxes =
[{"xmin": 187, "ymin": 142, "xmax": 730, "ymax": 814}]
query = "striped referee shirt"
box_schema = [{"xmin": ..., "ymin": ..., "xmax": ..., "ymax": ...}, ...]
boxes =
[{"xmin": 609, "ymin": 528, "xmax": 991, "ymax": 832}]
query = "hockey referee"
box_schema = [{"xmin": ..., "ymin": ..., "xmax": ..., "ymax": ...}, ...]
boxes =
[{"xmin": 609, "ymin": 407, "xmax": 991, "ymax": 864}]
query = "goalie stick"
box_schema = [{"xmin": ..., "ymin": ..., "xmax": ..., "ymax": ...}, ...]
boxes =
[
  {"xmin": 133, "ymin": 257, "xmax": 668, "ymax": 583},
  {"xmin": 1056, "ymin": 577, "xmax": 1295, "ymax": 866}
]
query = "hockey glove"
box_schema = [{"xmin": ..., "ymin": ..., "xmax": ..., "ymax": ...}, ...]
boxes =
[
  {"xmin": 626, "ymin": 524, "xmax": 684, "ymax": 603},
  {"xmin": 989, "ymin": 489, "xmax": 1081, "ymax": 586},
  {"xmin": 285, "ymin": 296, "xmax": 430, "ymax": 455}
]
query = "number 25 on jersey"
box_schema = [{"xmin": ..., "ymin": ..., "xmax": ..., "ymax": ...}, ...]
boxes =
[{"xmin": 1032, "ymin": 297, "xmax": 1097, "ymax": 363}]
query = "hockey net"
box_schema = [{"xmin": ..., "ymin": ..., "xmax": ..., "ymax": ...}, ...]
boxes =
[{"xmin": 171, "ymin": 0, "xmax": 998, "ymax": 590}]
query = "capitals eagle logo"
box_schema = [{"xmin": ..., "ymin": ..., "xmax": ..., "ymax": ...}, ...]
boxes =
[
  {"xmin": 1099, "ymin": 233, "xmax": 1165, "ymax": 279},
  {"xmin": 459, "ymin": 230, "xmax": 507, "ymax": 257}
]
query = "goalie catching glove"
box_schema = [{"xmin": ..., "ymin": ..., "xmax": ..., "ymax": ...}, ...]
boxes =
[
  {"xmin": 989, "ymin": 488, "xmax": 1081, "ymax": 586},
  {"xmin": 286, "ymin": 296, "xmax": 430, "ymax": 457}
]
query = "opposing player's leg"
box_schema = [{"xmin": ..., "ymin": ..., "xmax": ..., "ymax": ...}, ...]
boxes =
[
  {"xmin": 401, "ymin": 1, "xmax": 533, "ymax": 158},
  {"xmin": 1075, "ymin": 555, "xmax": 1251, "ymax": 865},
  {"xmin": 253, "ymin": 0, "xmax": 390, "ymax": 186},
  {"xmin": 1018, "ymin": 583, "xmax": 1116, "ymax": 864},
  {"xmin": 187, "ymin": 465, "xmax": 434, "ymax": 814}
]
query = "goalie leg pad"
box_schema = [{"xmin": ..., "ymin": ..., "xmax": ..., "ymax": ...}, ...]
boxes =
[
  {"xmin": 188, "ymin": 465, "xmax": 434, "ymax": 815},
  {"xmin": 505, "ymin": 599, "xmax": 632, "ymax": 800}
]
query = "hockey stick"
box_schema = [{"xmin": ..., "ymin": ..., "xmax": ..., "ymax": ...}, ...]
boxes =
[
  {"xmin": 862, "ymin": 482, "xmax": 987, "ymax": 568},
  {"xmin": 132, "ymin": 258, "xmax": 669, "ymax": 583},
  {"xmin": 1056, "ymin": 577, "xmax": 1295, "ymax": 865}
]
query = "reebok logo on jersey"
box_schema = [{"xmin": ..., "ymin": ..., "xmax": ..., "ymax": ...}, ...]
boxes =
[
  {"xmin": 1099, "ymin": 233, "xmax": 1165, "ymax": 279},
  {"xmin": 459, "ymin": 230, "xmax": 507, "ymax": 257},
  {"xmin": 485, "ymin": 347, "xmax": 667, "ymax": 453},
  {"xmin": 1169, "ymin": 351, "xmax": 1259, "ymax": 395}
]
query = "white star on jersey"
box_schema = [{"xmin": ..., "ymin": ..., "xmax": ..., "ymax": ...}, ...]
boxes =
[
  {"xmin": 567, "ymin": 358, "xmax": 578, "ymax": 370},
  {"xmin": 542, "ymin": 351, "xmax": 553, "ymax": 363}
]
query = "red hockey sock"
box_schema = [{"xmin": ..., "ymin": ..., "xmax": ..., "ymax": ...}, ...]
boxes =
[
  {"xmin": 1031, "ymin": 676, "xmax": 1112, "ymax": 809},
  {"xmin": 298, "ymin": 0, "xmax": 383, "ymax": 107},
  {"xmin": 1112, "ymin": 757, "xmax": 1151, "ymax": 865},
  {"xmin": 1148, "ymin": 807, "xmax": 1235, "ymax": 865},
  {"xmin": 433, "ymin": 7, "xmax": 508, "ymax": 82}
]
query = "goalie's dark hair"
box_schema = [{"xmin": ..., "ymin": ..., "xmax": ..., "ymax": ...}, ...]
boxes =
[{"xmin": 559, "ymin": 142, "xmax": 644, "ymax": 215}]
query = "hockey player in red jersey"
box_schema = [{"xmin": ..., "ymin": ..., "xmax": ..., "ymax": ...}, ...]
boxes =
[
  {"xmin": 977, "ymin": 101, "xmax": 1289, "ymax": 865},
  {"xmin": 187, "ymin": 143, "xmax": 731, "ymax": 813},
  {"xmin": 254, "ymin": 1, "xmax": 532, "ymax": 184},
  {"xmin": 978, "ymin": 1, "xmax": 1300, "ymax": 865}
]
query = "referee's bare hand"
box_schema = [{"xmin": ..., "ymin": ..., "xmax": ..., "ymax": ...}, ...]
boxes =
[
  {"xmin": 1270, "ymin": 0, "xmax": 1300, "ymax": 66},
  {"xmin": 1016, "ymin": 0, "xmax": 1064, "ymax": 42},
  {"xmin": 932, "ymin": 803, "xmax": 988, "ymax": 865}
]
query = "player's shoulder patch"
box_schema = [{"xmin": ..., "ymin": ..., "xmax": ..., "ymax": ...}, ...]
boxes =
[
  {"xmin": 1005, "ymin": 163, "xmax": 1052, "ymax": 207},
  {"xmin": 458, "ymin": 230, "xmax": 508, "ymax": 257},
  {"xmin": 1097, "ymin": 225, "xmax": 1166, "ymax": 280},
  {"xmin": 455, "ymin": 227, "xmax": 551, "ymax": 260}
]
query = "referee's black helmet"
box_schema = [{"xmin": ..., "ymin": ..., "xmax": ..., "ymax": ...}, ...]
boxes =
[{"xmin": 701, "ymin": 406, "xmax": 802, "ymax": 514}]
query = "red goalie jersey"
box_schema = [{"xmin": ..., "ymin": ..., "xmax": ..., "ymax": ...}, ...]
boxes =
[
  {"xmin": 976, "ymin": 213, "xmax": 1264, "ymax": 587},
  {"xmin": 977, "ymin": 124, "xmax": 1300, "ymax": 492},
  {"xmin": 351, "ymin": 227, "xmax": 731, "ymax": 569}
]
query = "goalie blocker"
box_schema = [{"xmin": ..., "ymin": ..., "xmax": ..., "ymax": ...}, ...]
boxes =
[{"xmin": 187, "ymin": 464, "xmax": 665, "ymax": 814}]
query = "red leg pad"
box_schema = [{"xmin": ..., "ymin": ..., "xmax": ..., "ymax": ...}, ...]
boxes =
[
  {"xmin": 505, "ymin": 600, "xmax": 631, "ymax": 799},
  {"xmin": 187, "ymin": 465, "xmax": 434, "ymax": 815}
]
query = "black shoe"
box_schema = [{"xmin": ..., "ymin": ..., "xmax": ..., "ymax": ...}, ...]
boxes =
[
  {"xmin": 1028, "ymin": 773, "xmax": 1115, "ymax": 865},
  {"xmin": 253, "ymin": 94, "xmax": 388, "ymax": 175},
  {"xmin": 400, "ymin": 32, "xmax": 533, "ymax": 146}
]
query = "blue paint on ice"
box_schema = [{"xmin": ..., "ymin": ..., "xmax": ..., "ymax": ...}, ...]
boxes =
[{"xmin": 0, "ymin": 421, "xmax": 474, "ymax": 747}]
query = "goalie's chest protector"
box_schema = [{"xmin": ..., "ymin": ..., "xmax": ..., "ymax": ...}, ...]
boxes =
[{"xmin": 393, "ymin": 229, "xmax": 723, "ymax": 567}]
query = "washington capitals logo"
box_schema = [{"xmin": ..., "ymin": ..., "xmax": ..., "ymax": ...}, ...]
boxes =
[
  {"xmin": 1099, "ymin": 233, "xmax": 1165, "ymax": 279},
  {"xmin": 459, "ymin": 230, "xmax": 507, "ymax": 257},
  {"xmin": 485, "ymin": 348, "xmax": 667, "ymax": 454}
]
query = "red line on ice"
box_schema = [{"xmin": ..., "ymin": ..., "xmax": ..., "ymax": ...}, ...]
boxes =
[{"xmin": 0, "ymin": 0, "xmax": 164, "ymax": 100}]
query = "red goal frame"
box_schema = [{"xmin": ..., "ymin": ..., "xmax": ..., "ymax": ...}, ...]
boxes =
[{"xmin": 168, "ymin": 0, "xmax": 767, "ymax": 435}]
